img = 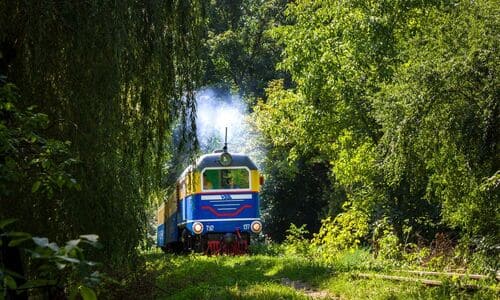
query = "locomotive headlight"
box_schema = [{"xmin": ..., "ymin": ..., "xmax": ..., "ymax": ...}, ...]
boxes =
[
  {"xmin": 250, "ymin": 221, "xmax": 262, "ymax": 233},
  {"xmin": 192, "ymin": 222, "xmax": 204, "ymax": 234}
]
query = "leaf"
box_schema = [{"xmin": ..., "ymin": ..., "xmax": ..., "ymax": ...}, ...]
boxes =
[
  {"xmin": 48, "ymin": 242, "xmax": 60, "ymax": 251},
  {"xmin": 66, "ymin": 239, "xmax": 81, "ymax": 249},
  {"xmin": 84, "ymin": 260, "xmax": 98, "ymax": 267},
  {"xmin": 31, "ymin": 180, "xmax": 41, "ymax": 193},
  {"xmin": 79, "ymin": 234, "xmax": 99, "ymax": 243},
  {"xmin": 5, "ymin": 157, "xmax": 17, "ymax": 169},
  {"xmin": 4, "ymin": 275, "xmax": 17, "ymax": 289},
  {"xmin": 8, "ymin": 237, "xmax": 31, "ymax": 247},
  {"xmin": 90, "ymin": 271, "xmax": 100, "ymax": 277},
  {"xmin": 4, "ymin": 269, "xmax": 24, "ymax": 279},
  {"xmin": 56, "ymin": 255, "xmax": 80, "ymax": 264},
  {"xmin": 0, "ymin": 218, "xmax": 17, "ymax": 229},
  {"xmin": 32, "ymin": 237, "xmax": 49, "ymax": 247},
  {"xmin": 89, "ymin": 271, "xmax": 101, "ymax": 283},
  {"xmin": 79, "ymin": 285, "xmax": 97, "ymax": 300},
  {"xmin": 18, "ymin": 279, "xmax": 57, "ymax": 289},
  {"xmin": 56, "ymin": 262, "xmax": 67, "ymax": 270},
  {"xmin": 29, "ymin": 251, "xmax": 42, "ymax": 258},
  {"xmin": 5, "ymin": 232, "xmax": 31, "ymax": 239},
  {"xmin": 69, "ymin": 286, "xmax": 79, "ymax": 300}
]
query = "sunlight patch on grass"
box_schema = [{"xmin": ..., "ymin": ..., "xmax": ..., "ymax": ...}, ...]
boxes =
[
  {"xmin": 159, "ymin": 282, "xmax": 309, "ymax": 300},
  {"xmin": 229, "ymin": 282, "xmax": 310, "ymax": 300},
  {"xmin": 263, "ymin": 262, "xmax": 283, "ymax": 277},
  {"xmin": 147, "ymin": 251, "xmax": 498, "ymax": 300},
  {"xmin": 321, "ymin": 273, "xmax": 497, "ymax": 300}
]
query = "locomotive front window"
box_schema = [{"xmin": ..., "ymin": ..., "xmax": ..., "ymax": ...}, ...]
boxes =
[{"xmin": 202, "ymin": 168, "xmax": 250, "ymax": 190}]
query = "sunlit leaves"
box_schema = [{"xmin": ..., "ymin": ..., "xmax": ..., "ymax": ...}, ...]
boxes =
[
  {"xmin": 331, "ymin": 130, "xmax": 378, "ymax": 196},
  {"xmin": 80, "ymin": 234, "xmax": 99, "ymax": 243},
  {"xmin": 32, "ymin": 237, "xmax": 49, "ymax": 248},
  {"xmin": 258, "ymin": 0, "xmax": 498, "ymax": 246},
  {"xmin": 376, "ymin": 0, "xmax": 499, "ymax": 236},
  {"xmin": 79, "ymin": 285, "xmax": 97, "ymax": 300},
  {"xmin": 312, "ymin": 209, "xmax": 370, "ymax": 262}
]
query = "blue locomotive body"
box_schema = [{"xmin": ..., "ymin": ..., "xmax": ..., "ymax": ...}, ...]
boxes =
[{"xmin": 156, "ymin": 152, "xmax": 263, "ymax": 253}]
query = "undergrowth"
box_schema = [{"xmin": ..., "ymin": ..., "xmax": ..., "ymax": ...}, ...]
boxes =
[
  {"xmin": 133, "ymin": 223, "xmax": 499, "ymax": 299},
  {"xmin": 143, "ymin": 246, "xmax": 498, "ymax": 300}
]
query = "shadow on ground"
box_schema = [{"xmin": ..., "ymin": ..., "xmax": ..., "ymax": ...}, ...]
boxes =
[{"xmin": 151, "ymin": 253, "xmax": 333, "ymax": 299}]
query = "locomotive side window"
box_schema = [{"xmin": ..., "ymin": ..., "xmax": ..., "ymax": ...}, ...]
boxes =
[{"xmin": 203, "ymin": 168, "xmax": 250, "ymax": 190}]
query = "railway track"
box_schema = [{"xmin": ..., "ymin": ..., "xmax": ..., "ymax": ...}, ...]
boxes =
[
  {"xmin": 356, "ymin": 270, "xmax": 500, "ymax": 292},
  {"xmin": 280, "ymin": 270, "xmax": 499, "ymax": 299}
]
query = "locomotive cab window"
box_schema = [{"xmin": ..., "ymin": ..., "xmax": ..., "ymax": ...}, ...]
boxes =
[{"xmin": 202, "ymin": 168, "xmax": 250, "ymax": 190}]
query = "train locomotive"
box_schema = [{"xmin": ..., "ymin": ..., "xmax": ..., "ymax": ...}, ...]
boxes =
[{"xmin": 156, "ymin": 147, "xmax": 263, "ymax": 254}]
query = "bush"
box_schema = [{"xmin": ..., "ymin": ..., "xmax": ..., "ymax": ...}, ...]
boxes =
[
  {"xmin": 372, "ymin": 217, "xmax": 401, "ymax": 261},
  {"xmin": 402, "ymin": 244, "xmax": 431, "ymax": 267},
  {"xmin": 282, "ymin": 224, "xmax": 312, "ymax": 257},
  {"xmin": 249, "ymin": 234, "xmax": 283, "ymax": 256},
  {"xmin": 0, "ymin": 219, "xmax": 102, "ymax": 300},
  {"xmin": 312, "ymin": 209, "xmax": 369, "ymax": 262}
]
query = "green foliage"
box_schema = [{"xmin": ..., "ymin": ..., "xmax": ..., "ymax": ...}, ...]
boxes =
[
  {"xmin": 255, "ymin": 0, "xmax": 499, "ymax": 252},
  {"xmin": 0, "ymin": 220, "xmax": 101, "ymax": 299},
  {"xmin": 0, "ymin": 1, "xmax": 204, "ymax": 266},
  {"xmin": 254, "ymin": 80, "xmax": 318, "ymax": 158},
  {"xmin": 453, "ymin": 236, "xmax": 500, "ymax": 274},
  {"xmin": 148, "ymin": 251, "xmax": 498, "ymax": 300},
  {"xmin": 0, "ymin": 83, "xmax": 79, "ymax": 239},
  {"xmin": 282, "ymin": 224, "xmax": 312, "ymax": 257},
  {"xmin": 151, "ymin": 253, "xmax": 330, "ymax": 299},
  {"xmin": 202, "ymin": 0, "xmax": 288, "ymax": 99},
  {"xmin": 248, "ymin": 234, "xmax": 282, "ymax": 256},
  {"xmin": 254, "ymin": 80, "xmax": 339, "ymax": 241},
  {"xmin": 313, "ymin": 210, "xmax": 370, "ymax": 262},
  {"xmin": 373, "ymin": 0, "xmax": 499, "ymax": 238},
  {"xmin": 402, "ymin": 245, "xmax": 431, "ymax": 268},
  {"xmin": 372, "ymin": 217, "xmax": 401, "ymax": 261},
  {"xmin": 323, "ymin": 271, "xmax": 497, "ymax": 300}
]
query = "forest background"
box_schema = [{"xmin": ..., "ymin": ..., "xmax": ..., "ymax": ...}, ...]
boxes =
[{"xmin": 0, "ymin": 0, "xmax": 498, "ymax": 298}]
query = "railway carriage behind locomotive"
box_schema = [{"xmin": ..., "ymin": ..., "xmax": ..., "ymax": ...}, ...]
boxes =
[{"xmin": 156, "ymin": 149, "xmax": 263, "ymax": 254}]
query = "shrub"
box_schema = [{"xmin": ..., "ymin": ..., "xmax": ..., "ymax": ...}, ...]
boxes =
[
  {"xmin": 313, "ymin": 209, "xmax": 369, "ymax": 262},
  {"xmin": 282, "ymin": 224, "xmax": 312, "ymax": 257},
  {"xmin": 402, "ymin": 244, "xmax": 431, "ymax": 267},
  {"xmin": 371, "ymin": 217, "xmax": 402, "ymax": 261},
  {"xmin": 0, "ymin": 219, "xmax": 102, "ymax": 299}
]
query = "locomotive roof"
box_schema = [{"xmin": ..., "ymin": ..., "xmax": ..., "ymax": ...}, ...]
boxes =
[{"xmin": 195, "ymin": 152, "xmax": 258, "ymax": 170}]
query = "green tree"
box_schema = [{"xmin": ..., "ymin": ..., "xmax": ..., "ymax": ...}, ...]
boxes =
[
  {"xmin": 254, "ymin": 81, "xmax": 343, "ymax": 241},
  {"xmin": 0, "ymin": 1, "xmax": 204, "ymax": 266},
  {"xmin": 202, "ymin": 0, "xmax": 289, "ymax": 100},
  {"xmin": 375, "ymin": 0, "xmax": 499, "ymax": 238},
  {"xmin": 256, "ymin": 0, "xmax": 499, "ymax": 248}
]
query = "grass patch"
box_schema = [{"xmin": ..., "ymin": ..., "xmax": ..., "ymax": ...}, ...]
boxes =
[
  {"xmin": 145, "ymin": 249, "xmax": 498, "ymax": 299},
  {"xmin": 322, "ymin": 273, "xmax": 498, "ymax": 300},
  {"xmin": 150, "ymin": 252, "xmax": 330, "ymax": 299}
]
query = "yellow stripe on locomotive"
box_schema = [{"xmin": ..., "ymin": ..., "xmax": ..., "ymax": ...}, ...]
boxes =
[{"xmin": 179, "ymin": 169, "xmax": 261, "ymax": 199}]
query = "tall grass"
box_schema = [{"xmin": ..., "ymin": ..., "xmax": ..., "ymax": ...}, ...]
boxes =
[{"xmin": 143, "ymin": 246, "xmax": 498, "ymax": 300}]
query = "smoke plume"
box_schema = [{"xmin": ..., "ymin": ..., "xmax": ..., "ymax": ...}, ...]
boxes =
[{"xmin": 195, "ymin": 88, "xmax": 263, "ymax": 167}]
